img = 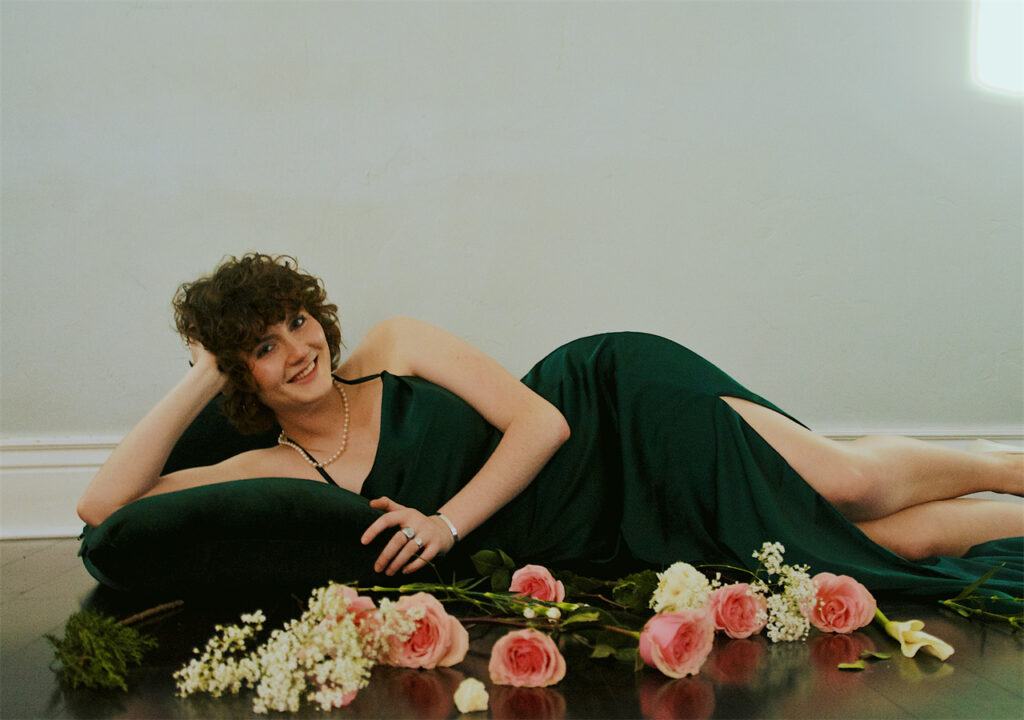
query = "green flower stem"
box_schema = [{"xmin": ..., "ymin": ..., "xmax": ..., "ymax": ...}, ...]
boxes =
[
  {"xmin": 595, "ymin": 625, "xmax": 642, "ymax": 639},
  {"xmin": 939, "ymin": 598, "xmax": 1024, "ymax": 628},
  {"xmin": 576, "ymin": 592, "xmax": 630, "ymax": 611},
  {"xmin": 458, "ymin": 616, "xmax": 640, "ymax": 640},
  {"xmin": 363, "ymin": 583, "xmax": 549, "ymax": 616},
  {"xmin": 459, "ymin": 616, "xmax": 539, "ymax": 629},
  {"xmin": 696, "ymin": 563, "xmax": 759, "ymax": 581}
]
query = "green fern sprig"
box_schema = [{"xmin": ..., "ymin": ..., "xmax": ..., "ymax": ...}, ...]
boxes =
[{"xmin": 46, "ymin": 601, "xmax": 182, "ymax": 691}]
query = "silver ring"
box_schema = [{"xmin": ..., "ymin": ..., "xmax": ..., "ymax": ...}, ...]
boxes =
[
  {"xmin": 401, "ymin": 527, "xmax": 416, "ymax": 540},
  {"xmin": 413, "ymin": 536, "xmax": 424, "ymax": 548}
]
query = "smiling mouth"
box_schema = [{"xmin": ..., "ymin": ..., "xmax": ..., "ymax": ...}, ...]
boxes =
[{"xmin": 289, "ymin": 356, "xmax": 318, "ymax": 383}]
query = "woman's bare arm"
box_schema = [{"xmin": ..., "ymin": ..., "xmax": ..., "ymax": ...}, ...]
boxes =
[
  {"xmin": 77, "ymin": 347, "xmax": 229, "ymax": 526},
  {"xmin": 358, "ymin": 317, "xmax": 570, "ymax": 575}
]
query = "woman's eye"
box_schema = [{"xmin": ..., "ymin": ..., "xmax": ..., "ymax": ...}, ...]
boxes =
[
  {"xmin": 255, "ymin": 343, "xmax": 274, "ymax": 359},
  {"xmin": 291, "ymin": 315, "xmax": 307, "ymax": 330}
]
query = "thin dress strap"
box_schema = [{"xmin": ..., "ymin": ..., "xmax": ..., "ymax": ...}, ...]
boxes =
[
  {"xmin": 282, "ymin": 373, "xmax": 383, "ymax": 486},
  {"xmin": 281, "ymin": 437, "xmax": 339, "ymax": 487},
  {"xmin": 333, "ymin": 372, "xmax": 383, "ymax": 385}
]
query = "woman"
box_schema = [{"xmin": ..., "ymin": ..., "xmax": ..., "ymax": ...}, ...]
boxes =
[{"xmin": 77, "ymin": 254, "xmax": 1023, "ymax": 589}]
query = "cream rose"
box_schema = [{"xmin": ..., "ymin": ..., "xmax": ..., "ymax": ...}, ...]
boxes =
[
  {"xmin": 454, "ymin": 678, "xmax": 489, "ymax": 713},
  {"xmin": 650, "ymin": 562, "xmax": 713, "ymax": 614}
]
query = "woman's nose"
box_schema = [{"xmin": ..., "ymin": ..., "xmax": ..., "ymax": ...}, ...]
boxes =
[{"xmin": 282, "ymin": 333, "xmax": 307, "ymax": 363}]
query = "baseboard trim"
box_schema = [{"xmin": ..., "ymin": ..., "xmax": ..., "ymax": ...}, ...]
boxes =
[
  {"xmin": 1, "ymin": 438, "xmax": 120, "ymax": 539},
  {"xmin": 2, "ymin": 429, "xmax": 1021, "ymax": 539}
]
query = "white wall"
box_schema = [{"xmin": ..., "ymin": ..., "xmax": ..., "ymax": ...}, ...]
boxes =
[{"xmin": 2, "ymin": 1, "xmax": 1021, "ymax": 535}]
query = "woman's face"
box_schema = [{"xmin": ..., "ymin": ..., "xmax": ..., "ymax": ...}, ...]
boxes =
[{"xmin": 246, "ymin": 310, "xmax": 332, "ymax": 411}]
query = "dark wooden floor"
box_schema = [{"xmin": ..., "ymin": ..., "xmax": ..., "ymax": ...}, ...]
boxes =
[{"xmin": 2, "ymin": 537, "xmax": 1022, "ymax": 719}]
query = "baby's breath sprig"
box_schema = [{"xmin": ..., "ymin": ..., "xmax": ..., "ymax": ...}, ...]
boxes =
[
  {"xmin": 174, "ymin": 583, "xmax": 419, "ymax": 713},
  {"xmin": 748, "ymin": 542, "xmax": 815, "ymax": 642}
]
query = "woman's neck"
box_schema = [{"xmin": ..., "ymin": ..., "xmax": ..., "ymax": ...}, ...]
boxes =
[{"xmin": 275, "ymin": 381, "xmax": 348, "ymax": 451}]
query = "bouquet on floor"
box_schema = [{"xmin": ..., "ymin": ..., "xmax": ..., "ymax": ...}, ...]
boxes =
[{"xmin": 174, "ymin": 541, "xmax": 956, "ymax": 714}]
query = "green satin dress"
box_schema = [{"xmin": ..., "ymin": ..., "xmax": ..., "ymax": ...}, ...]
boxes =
[{"xmin": 359, "ymin": 332, "xmax": 1022, "ymax": 599}]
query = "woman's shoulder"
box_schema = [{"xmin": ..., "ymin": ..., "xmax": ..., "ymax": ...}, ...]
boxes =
[{"xmin": 338, "ymin": 317, "xmax": 444, "ymax": 378}]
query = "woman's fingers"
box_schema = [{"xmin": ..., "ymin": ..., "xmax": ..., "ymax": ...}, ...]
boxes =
[
  {"xmin": 384, "ymin": 528, "xmax": 428, "ymax": 575},
  {"xmin": 369, "ymin": 496, "xmax": 396, "ymax": 510},
  {"xmin": 361, "ymin": 497, "xmax": 401, "ymax": 545},
  {"xmin": 362, "ymin": 498, "xmax": 456, "ymax": 575}
]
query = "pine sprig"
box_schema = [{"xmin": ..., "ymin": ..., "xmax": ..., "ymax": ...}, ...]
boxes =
[
  {"xmin": 46, "ymin": 601, "xmax": 181, "ymax": 691},
  {"xmin": 46, "ymin": 611, "xmax": 158, "ymax": 690}
]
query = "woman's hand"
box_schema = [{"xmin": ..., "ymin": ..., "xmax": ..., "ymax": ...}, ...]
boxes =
[
  {"xmin": 187, "ymin": 340, "xmax": 227, "ymax": 393},
  {"xmin": 361, "ymin": 497, "xmax": 456, "ymax": 576}
]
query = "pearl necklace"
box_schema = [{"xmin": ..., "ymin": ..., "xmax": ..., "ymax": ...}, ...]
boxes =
[{"xmin": 277, "ymin": 381, "xmax": 350, "ymax": 468}]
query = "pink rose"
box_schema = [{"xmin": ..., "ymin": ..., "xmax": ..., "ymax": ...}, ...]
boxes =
[
  {"xmin": 327, "ymin": 584, "xmax": 378, "ymax": 623},
  {"xmin": 509, "ymin": 565, "xmax": 566, "ymax": 603},
  {"xmin": 387, "ymin": 593, "xmax": 468, "ymax": 669},
  {"xmin": 320, "ymin": 584, "xmax": 381, "ymax": 640},
  {"xmin": 803, "ymin": 573, "xmax": 876, "ymax": 634},
  {"xmin": 639, "ymin": 610, "xmax": 715, "ymax": 679},
  {"xmin": 707, "ymin": 583, "xmax": 767, "ymax": 639},
  {"xmin": 489, "ymin": 628, "xmax": 567, "ymax": 687}
]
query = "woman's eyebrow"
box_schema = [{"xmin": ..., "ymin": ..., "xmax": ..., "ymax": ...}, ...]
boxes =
[{"xmin": 254, "ymin": 328, "xmax": 279, "ymax": 346}]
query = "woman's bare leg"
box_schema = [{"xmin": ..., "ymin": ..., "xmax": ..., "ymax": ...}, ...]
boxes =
[
  {"xmin": 855, "ymin": 498, "xmax": 1024, "ymax": 560},
  {"xmin": 720, "ymin": 396, "xmax": 1024, "ymax": 522}
]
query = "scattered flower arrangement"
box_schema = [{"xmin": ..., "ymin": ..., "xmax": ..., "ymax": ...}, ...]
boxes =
[
  {"xmin": 170, "ymin": 541, "xmax": 972, "ymax": 713},
  {"xmin": 174, "ymin": 584, "xmax": 465, "ymax": 712}
]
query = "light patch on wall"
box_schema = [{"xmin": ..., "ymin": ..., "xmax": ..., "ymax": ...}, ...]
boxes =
[{"xmin": 972, "ymin": 0, "xmax": 1023, "ymax": 96}]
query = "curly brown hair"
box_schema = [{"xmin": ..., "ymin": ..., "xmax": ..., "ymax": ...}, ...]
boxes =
[{"xmin": 172, "ymin": 253, "xmax": 343, "ymax": 434}]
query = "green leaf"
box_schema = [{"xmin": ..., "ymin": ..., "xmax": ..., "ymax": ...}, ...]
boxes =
[
  {"xmin": 612, "ymin": 570, "xmax": 659, "ymax": 611},
  {"xmin": 560, "ymin": 610, "xmax": 602, "ymax": 627},
  {"xmin": 615, "ymin": 647, "xmax": 638, "ymax": 664},
  {"xmin": 472, "ymin": 549, "xmax": 517, "ymax": 590},
  {"xmin": 497, "ymin": 550, "xmax": 517, "ymax": 571},
  {"xmin": 491, "ymin": 568, "xmax": 511, "ymax": 592},
  {"xmin": 471, "ymin": 550, "xmax": 504, "ymax": 577},
  {"xmin": 859, "ymin": 651, "xmax": 892, "ymax": 661},
  {"xmin": 591, "ymin": 644, "xmax": 617, "ymax": 659},
  {"xmin": 555, "ymin": 570, "xmax": 610, "ymax": 595},
  {"xmin": 838, "ymin": 661, "xmax": 866, "ymax": 671},
  {"xmin": 946, "ymin": 564, "xmax": 1005, "ymax": 603}
]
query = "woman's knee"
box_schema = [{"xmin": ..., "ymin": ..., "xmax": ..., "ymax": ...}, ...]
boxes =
[
  {"xmin": 829, "ymin": 436, "xmax": 913, "ymax": 519},
  {"xmin": 855, "ymin": 515, "xmax": 937, "ymax": 561}
]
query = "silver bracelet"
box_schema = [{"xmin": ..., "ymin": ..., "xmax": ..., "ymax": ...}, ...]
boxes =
[{"xmin": 435, "ymin": 512, "xmax": 459, "ymax": 543}]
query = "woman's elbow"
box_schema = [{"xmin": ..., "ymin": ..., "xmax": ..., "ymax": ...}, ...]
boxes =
[
  {"xmin": 77, "ymin": 495, "xmax": 114, "ymax": 528},
  {"xmin": 548, "ymin": 406, "xmax": 571, "ymax": 447}
]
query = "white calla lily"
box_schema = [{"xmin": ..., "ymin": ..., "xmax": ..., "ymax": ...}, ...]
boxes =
[{"xmin": 875, "ymin": 609, "xmax": 954, "ymax": 661}]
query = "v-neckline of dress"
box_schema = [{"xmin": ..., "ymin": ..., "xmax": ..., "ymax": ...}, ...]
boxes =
[{"xmin": 333, "ymin": 371, "xmax": 388, "ymax": 497}]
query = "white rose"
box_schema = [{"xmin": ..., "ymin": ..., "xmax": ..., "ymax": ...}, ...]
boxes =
[
  {"xmin": 650, "ymin": 562, "xmax": 712, "ymax": 613},
  {"xmin": 454, "ymin": 677, "xmax": 489, "ymax": 713}
]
